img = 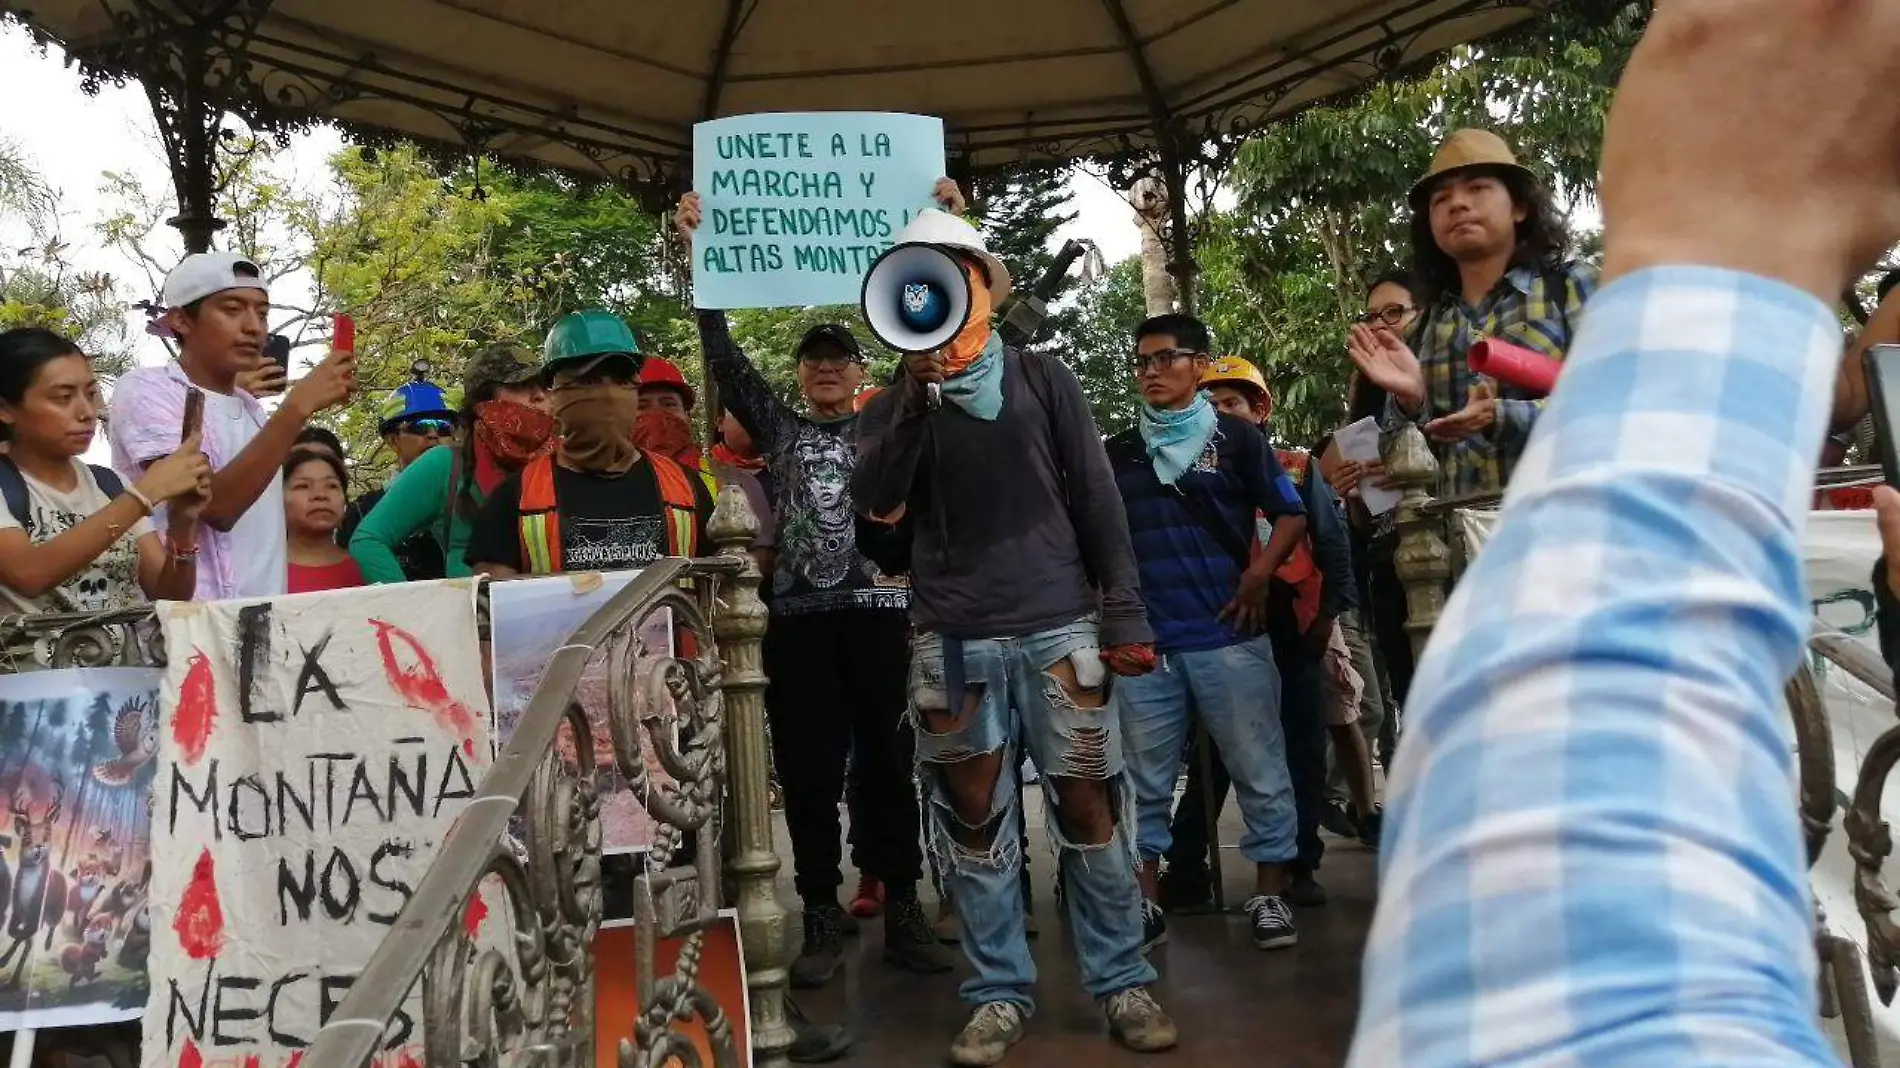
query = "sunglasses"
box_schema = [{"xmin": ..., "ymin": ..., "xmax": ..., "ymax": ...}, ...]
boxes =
[
  {"xmin": 1129, "ymin": 348, "xmax": 1203, "ymax": 374},
  {"xmin": 1357, "ymin": 304, "xmax": 1416, "ymax": 327},
  {"xmin": 398, "ymin": 418, "xmax": 453, "ymax": 436},
  {"xmin": 799, "ymin": 349, "xmax": 862, "ymax": 369}
]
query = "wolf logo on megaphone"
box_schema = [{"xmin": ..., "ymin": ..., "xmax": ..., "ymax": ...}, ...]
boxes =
[{"xmin": 860, "ymin": 208, "xmax": 1013, "ymax": 356}]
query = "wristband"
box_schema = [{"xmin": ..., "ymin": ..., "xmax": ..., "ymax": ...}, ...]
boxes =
[
  {"xmin": 166, "ymin": 535, "xmax": 199, "ymax": 562},
  {"xmin": 125, "ymin": 485, "xmax": 156, "ymax": 516}
]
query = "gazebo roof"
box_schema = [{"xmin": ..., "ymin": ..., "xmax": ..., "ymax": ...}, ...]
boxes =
[{"xmin": 5, "ymin": 0, "xmax": 1576, "ymax": 190}]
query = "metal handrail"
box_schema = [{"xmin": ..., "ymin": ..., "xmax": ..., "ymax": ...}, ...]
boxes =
[{"xmin": 302, "ymin": 559, "xmax": 697, "ymax": 1068}]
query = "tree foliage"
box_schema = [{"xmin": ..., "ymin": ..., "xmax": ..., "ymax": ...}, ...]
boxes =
[
  {"xmin": 0, "ymin": 137, "xmax": 132, "ymax": 375},
  {"xmin": 1068, "ymin": 3, "xmax": 1647, "ymax": 446}
]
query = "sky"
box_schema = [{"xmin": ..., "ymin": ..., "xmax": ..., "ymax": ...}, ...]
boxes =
[{"xmin": 0, "ymin": 21, "xmax": 1148, "ymax": 379}]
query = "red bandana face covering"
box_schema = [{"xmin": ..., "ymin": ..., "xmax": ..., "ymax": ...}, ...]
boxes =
[
  {"xmin": 710, "ymin": 442, "xmax": 764, "ymax": 471},
  {"xmin": 633, "ymin": 409, "xmax": 700, "ymax": 468},
  {"xmin": 472, "ymin": 400, "xmax": 556, "ymax": 490}
]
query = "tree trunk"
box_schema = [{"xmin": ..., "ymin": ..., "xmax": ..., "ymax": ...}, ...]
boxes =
[{"xmin": 1128, "ymin": 176, "xmax": 1178, "ymax": 316}]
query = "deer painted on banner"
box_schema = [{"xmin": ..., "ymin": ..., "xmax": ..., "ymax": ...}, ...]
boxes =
[{"xmin": 0, "ymin": 777, "xmax": 68, "ymax": 988}]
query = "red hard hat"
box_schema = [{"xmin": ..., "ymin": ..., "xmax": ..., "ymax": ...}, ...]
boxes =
[{"xmin": 638, "ymin": 357, "xmax": 696, "ymax": 408}]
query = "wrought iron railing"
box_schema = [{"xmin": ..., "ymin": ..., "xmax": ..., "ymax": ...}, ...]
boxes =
[
  {"xmin": 1385, "ymin": 421, "xmax": 1898, "ymax": 1068},
  {"xmin": 0, "ymin": 485, "xmax": 796, "ymax": 1068}
]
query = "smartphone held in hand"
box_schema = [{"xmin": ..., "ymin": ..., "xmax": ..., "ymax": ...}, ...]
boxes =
[{"xmin": 1863, "ymin": 344, "xmax": 1900, "ymax": 488}]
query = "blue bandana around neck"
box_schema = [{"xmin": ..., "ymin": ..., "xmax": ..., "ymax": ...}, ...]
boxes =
[
  {"xmin": 1138, "ymin": 392, "xmax": 1217, "ymax": 485},
  {"xmin": 937, "ymin": 332, "xmax": 1005, "ymax": 421}
]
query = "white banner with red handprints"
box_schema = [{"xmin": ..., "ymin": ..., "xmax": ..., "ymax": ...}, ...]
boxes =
[
  {"xmin": 140, "ymin": 581, "xmax": 501, "ymax": 1068},
  {"xmin": 0, "ymin": 666, "xmax": 161, "ymax": 1032}
]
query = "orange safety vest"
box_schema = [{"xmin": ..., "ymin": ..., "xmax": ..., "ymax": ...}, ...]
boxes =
[
  {"xmin": 516, "ymin": 451, "xmax": 701, "ymax": 574},
  {"xmin": 1265, "ymin": 448, "xmax": 1323, "ymax": 634}
]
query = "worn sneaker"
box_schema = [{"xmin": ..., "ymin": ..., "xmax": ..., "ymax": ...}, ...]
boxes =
[
  {"xmin": 948, "ymin": 1001, "xmax": 1027, "ymax": 1067},
  {"xmin": 1103, "ymin": 986, "xmax": 1179, "ymax": 1053},
  {"xmin": 849, "ymin": 875, "xmax": 885, "ymax": 919},
  {"xmin": 1285, "ymin": 871, "xmax": 1328, "ymax": 907},
  {"xmin": 883, "ymin": 896, "xmax": 955, "ymax": 974},
  {"xmin": 1320, "ymin": 798, "xmax": 1359, "ymax": 838},
  {"xmin": 1357, "ymin": 804, "xmax": 1384, "ymax": 849},
  {"xmin": 790, "ymin": 904, "xmax": 848, "ymax": 989},
  {"xmin": 933, "ymin": 897, "xmax": 962, "ymax": 944},
  {"xmin": 1244, "ymin": 894, "xmax": 1299, "ymax": 950},
  {"xmin": 1139, "ymin": 897, "xmax": 1168, "ymax": 954}
]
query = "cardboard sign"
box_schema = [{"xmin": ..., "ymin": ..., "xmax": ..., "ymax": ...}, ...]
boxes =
[
  {"xmin": 488, "ymin": 571, "xmax": 675, "ymax": 855},
  {"xmin": 692, "ymin": 111, "xmax": 946, "ymax": 309},
  {"xmin": 593, "ymin": 912, "xmax": 750, "ymax": 1068},
  {"xmin": 0, "ymin": 667, "xmax": 161, "ymax": 1031},
  {"xmin": 141, "ymin": 582, "xmax": 498, "ymax": 1068}
]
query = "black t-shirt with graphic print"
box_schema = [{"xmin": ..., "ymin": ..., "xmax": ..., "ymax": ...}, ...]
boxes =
[{"xmin": 464, "ymin": 459, "xmax": 714, "ymax": 574}]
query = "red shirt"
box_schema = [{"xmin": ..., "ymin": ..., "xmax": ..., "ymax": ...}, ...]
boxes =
[{"xmin": 288, "ymin": 557, "xmax": 366, "ymax": 594}]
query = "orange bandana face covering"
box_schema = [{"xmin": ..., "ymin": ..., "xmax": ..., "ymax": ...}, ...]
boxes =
[{"xmin": 942, "ymin": 260, "xmax": 994, "ymax": 377}]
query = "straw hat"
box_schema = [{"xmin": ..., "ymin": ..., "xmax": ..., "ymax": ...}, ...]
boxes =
[{"xmin": 1409, "ymin": 129, "xmax": 1537, "ymax": 208}]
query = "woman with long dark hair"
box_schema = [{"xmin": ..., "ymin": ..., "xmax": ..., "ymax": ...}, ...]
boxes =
[
  {"xmin": 0, "ymin": 327, "xmax": 210, "ymax": 614},
  {"xmin": 349, "ymin": 342, "xmax": 551, "ymax": 582}
]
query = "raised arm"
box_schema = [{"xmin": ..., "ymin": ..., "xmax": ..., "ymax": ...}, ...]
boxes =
[{"xmin": 694, "ymin": 311, "xmax": 795, "ymax": 451}]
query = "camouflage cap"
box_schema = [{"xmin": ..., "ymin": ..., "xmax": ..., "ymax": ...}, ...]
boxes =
[{"xmin": 463, "ymin": 342, "xmax": 542, "ymax": 395}]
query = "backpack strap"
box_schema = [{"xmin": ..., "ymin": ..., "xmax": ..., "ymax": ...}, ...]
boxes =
[
  {"xmin": 516, "ymin": 454, "xmax": 562, "ymax": 574},
  {"xmin": 0, "ymin": 459, "xmax": 122, "ymax": 537},
  {"xmin": 89, "ymin": 464, "xmax": 125, "ymax": 500},
  {"xmin": 645, "ymin": 450, "xmax": 700, "ymax": 558},
  {"xmin": 0, "ymin": 457, "xmax": 28, "ymax": 534}
]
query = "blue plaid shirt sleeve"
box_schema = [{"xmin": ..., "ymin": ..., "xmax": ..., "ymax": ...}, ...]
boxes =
[{"xmin": 1352, "ymin": 267, "xmax": 1843, "ymax": 1067}]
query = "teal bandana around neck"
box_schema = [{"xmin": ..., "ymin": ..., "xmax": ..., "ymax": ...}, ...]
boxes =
[
  {"xmin": 1138, "ymin": 392, "xmax": 1217, "ymax": 485},
  {"xmin": 937, "ymin": 332, "xmax": 1005, "ymax": 421}
]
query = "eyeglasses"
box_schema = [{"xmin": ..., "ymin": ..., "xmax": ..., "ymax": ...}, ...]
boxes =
[
  {"xmin": 1129, "ymin": 348, "xmax": 1203, "ymax": 374},
  {"xmin": 398, "ymin": 418, "xmax": 453, "ymax": 436},
  {"xmin": 799, "ymin": 349, "xmax": 861, "ymax": 369},
  {"xmin": 1357, "ymin": 304, "xmax": 1416, "ymax": 327}
]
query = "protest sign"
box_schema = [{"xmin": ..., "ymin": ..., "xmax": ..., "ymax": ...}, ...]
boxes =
[
  {"xmin": 692, "ymin": 112, "xmax": 946, "ymax": 309},
  {"xmin": 0, "ymin": 667, "xmax": 160, "ymax": 1031},
  {"xmin": 141, "ymin": 582, "xmax": 501, "ymax": 1068},
  {"xmin": 593, "ymin": 911, "xmax": 750, "ymax": 1068},
  {"xmin": 489, "ymin": 571, "xmax": 675, "ymax": 855}
]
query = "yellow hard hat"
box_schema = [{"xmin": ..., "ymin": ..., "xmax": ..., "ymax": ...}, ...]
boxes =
[{"xmin": 1201, "ymin": 355, "xmax": 1270, "ymax": 400}]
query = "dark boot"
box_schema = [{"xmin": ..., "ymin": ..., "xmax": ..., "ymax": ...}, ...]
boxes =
[
  {"xmin": 883, "ymin": 894, "xmax": 955, "ymax": 974},
  {"xmin": 790, "ymin": 904, "xmax": 848, "ymax": 989}
]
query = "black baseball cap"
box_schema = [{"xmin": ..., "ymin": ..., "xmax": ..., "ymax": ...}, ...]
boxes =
[{"xmin": 797, "ymin": 323, "xmax": 863, "ymax": 362}]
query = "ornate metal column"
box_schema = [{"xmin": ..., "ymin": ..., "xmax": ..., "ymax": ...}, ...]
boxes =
[
  {"xmin": 1385, "ymin": 424, "xmax": 1451, "ymax": 658},
  {"xmin": 92, "ymin": 1, "xmax": 277, "ymax": 253},
  {"xmin": 709, "ymin": 488, "xmax": 795, "ymax": 1067}
]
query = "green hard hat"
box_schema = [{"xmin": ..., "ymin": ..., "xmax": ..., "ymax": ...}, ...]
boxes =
[{"xmin": 543, "ymin": 310, "xmax": 641, "ymax": 372}]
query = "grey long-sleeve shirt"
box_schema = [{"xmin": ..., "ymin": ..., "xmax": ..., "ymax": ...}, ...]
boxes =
[{"xmin": 853, "ymin": 347, "xmax": 1153, "ymax": 648}]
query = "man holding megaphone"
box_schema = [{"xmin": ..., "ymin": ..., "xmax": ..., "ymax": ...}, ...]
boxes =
[{"xmin": 854, "ymin": 188, "xmax": 1176, "ymax": 1065}]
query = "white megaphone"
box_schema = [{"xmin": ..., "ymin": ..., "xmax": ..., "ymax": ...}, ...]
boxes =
[{"xmin": 861, "ymin": 208, "xmax": 1013, "ymax": 410}]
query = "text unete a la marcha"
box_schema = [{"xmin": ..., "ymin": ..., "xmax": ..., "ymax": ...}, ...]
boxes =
[{"xmin": 712, "ymin": 130, "xmax": 896, "ymax": 160}]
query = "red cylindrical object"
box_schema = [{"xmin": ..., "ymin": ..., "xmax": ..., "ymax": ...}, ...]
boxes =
[
  {"xmin": 1468, "ymin": 338, "xmax": 1561, "ymax": 397},
  {"xmin": 332, "ymin": 313, "xmax": 356, "ymax": 353}
]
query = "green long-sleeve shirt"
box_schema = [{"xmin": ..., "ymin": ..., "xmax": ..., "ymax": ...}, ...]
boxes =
[{"xmin": 348, "ymin": 445, "xmax": 482, "ymax": 583}]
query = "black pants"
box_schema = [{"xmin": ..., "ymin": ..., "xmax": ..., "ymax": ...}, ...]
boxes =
[
  {"xmin": 1366, "ymin": 546, "xmax": 1416, "ymax": 716},
  {"xmin": 766, "ymin": 608, "xmax": 922, "ymax": 904},
  {"xmin": 1166, "ymin": 623, "xmax": 1327, "ymax": 880}
]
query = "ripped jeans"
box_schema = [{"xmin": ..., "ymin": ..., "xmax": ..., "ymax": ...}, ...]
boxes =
[{"xmin": 911, "ymin": 619, "xmax": 1156, "ymax": 1012}]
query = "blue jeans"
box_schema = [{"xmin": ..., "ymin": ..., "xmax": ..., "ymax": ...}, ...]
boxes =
[
  {"xmin": 1119, "ymin": 635, "xmax": 1298, "ymax": 866},
  {"xmin": 910, "ymin": 619, "xmax": 1155, "ymax": 1012}
]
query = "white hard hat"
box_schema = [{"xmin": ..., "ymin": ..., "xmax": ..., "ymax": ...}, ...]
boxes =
[{"xmin": 888, "ymin": 208, "xmax": 1012, "ymax": 307}]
